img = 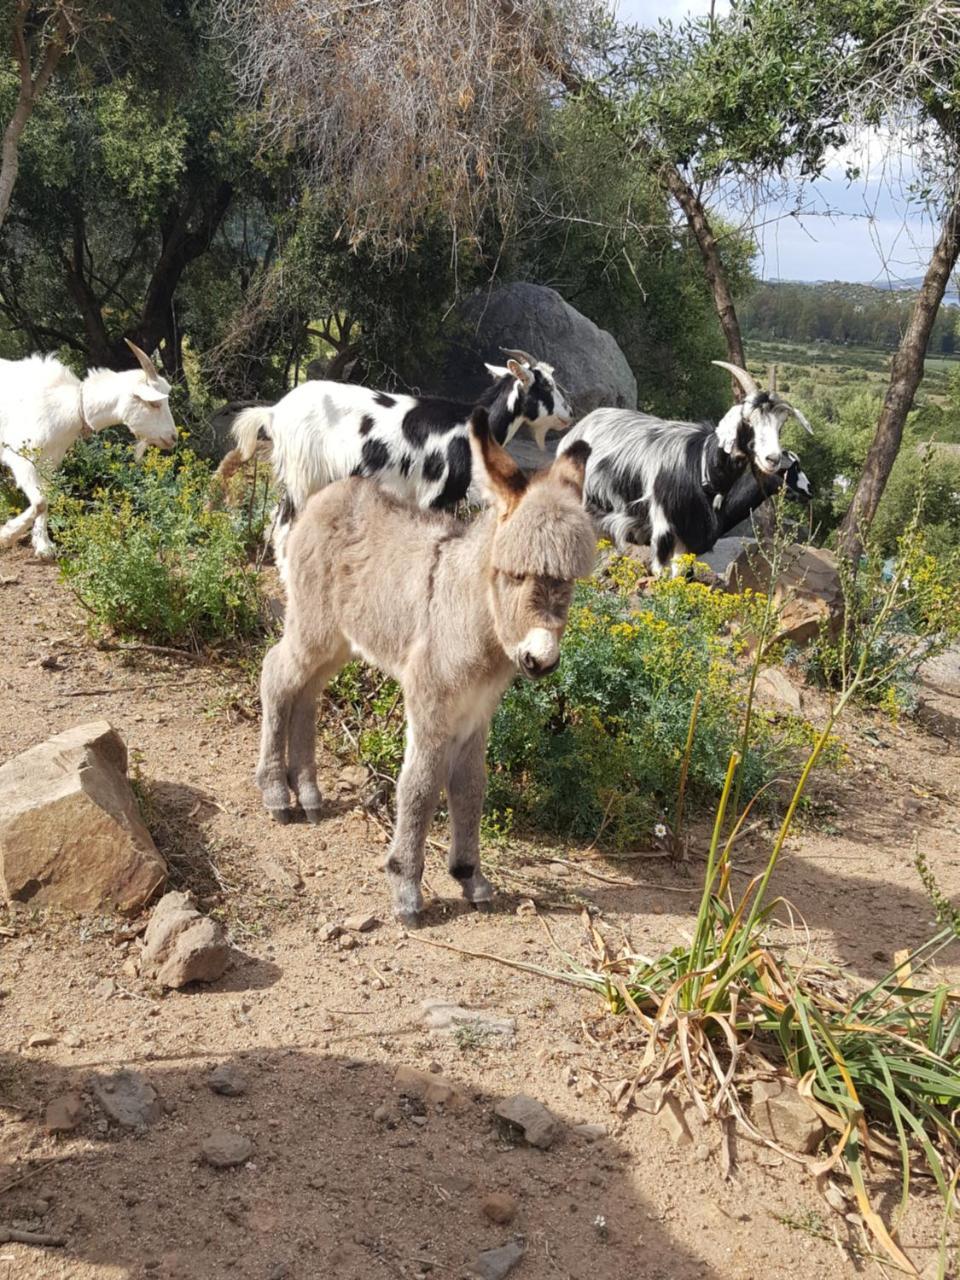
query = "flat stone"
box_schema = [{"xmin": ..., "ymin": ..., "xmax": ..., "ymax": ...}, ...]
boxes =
[
  {"xmin": 343, "ymin": 913, "xmax": 379, "ymax": 933},
  {"xmin": 494, "ymin": 1094, "xmax": 559, "ymax": 1149},
  {"xmin": 754, "ymin": 667, "xmax": 803, "ymax": 715},
  {"xmin": 751, "ymin": 1077, "xmax": 826, "ymax": 1154},
  {"xmin": 202, "ymin": 1129, "xmax": 253, "ymax": 1168},
  {"xmin": 0, "ymin": 721, "xmax": 166, "ymax": 913},
  {"xmin": 471, "ymin": 1239, "xmax": 525, "ymax": 1280},
  {"xmin": 44, "ymin": 1092, "xmax": 85, "ymax": 1133},
  {"xmin": 316, "ymin": 922, "xmax": 343, "ymax": 943},
  {"xmin": 421, "ymin": 999, "xmax": 516, "ymax": 1039},
  {"xmin": 572, "ymin": 1123, "xmax": 607, "ymax": 1142},
  {"xmin": 208, "ymin": 1064, "xmax": 247, "ymax": 1097},
  {"xmin": 726, "ymin": 543, "xmax": 843, "ymax": 648},
  {"xmin": 393, "ymin": 1064, "xmax": 471, "ymax": 1113},
  {"xmin": 91, "ymin": 1070, "xmax": 161, "ymax": 1129},
  {"xmin": 27, "ymin": 1033, "xmax": 56, "ymax": 1048},
  {"xmin": 656, "ymin": 1095, "xmax": 692, "ymax": 1146}
]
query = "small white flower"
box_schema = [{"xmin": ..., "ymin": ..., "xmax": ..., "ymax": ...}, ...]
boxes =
[
  {"xmin": 654, "ymin": 822, "xmax": 668, "ymax": 839},
  {"xmin": 593, "ymin": 1215, "xmax": 606, "ymax": 1229}
]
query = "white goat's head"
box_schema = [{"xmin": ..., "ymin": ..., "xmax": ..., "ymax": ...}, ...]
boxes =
[
  {"xmin": 712, "ymin": 361, "xmax": 813, "ymax": 476},
  {"xmin": 484, "ymin": 348, "xmax": 574, "ymax": 450},
  {"xmin": 121, "ymin": 340, "xmax": 177, "ymax": 459}
]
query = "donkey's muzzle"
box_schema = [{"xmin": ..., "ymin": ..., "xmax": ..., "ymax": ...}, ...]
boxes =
[{"xmin": 519, "ymin": 651, "xmax": 559, "ymax": 680}]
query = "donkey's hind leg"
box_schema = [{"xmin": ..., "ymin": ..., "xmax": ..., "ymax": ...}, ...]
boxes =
[
  {"xmin": 285, "ymin": 645, "xmax": 349, "ymax": 823},
  {"xmin": 446, "ymin": 727, "xmax": 495, "ymax": 908},
  {"xmin": 256, "ymin": 638, "xmax": 316, "ymax": 822}
]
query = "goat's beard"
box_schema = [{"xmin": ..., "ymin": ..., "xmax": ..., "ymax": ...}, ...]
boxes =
[{"xmin": 133, "ymin": 440, "xmax": 149, "ymax": 462}]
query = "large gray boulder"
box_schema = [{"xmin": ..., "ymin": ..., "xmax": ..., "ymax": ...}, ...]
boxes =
[{"xmin": 432, "ymin": 282, "xmax": 637, "ymax": 418}]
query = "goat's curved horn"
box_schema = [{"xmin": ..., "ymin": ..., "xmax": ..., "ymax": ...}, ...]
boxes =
[
  {"xmin": 790, "ymin": 405, "xmax": 815, "ymax": 435},
  {"xmin": 125, "ymin": 338, "xmax": 160, "ymax": 383},
  {"xmin": 500, "ymin": 347, "xmax": 537, "ymax": 367},
  {"xmin": 712, "ymin": 360, "xmax": 760, "ymax": 397}
]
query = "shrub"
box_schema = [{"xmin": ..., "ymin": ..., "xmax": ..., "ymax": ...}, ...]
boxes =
[
  {"xmin": 486, "ymin": 552, "xmax": 811, "ymax": 848},
  {"xmin": 49, "ymin": 437, "xmax": 265, "ymax": 648}
]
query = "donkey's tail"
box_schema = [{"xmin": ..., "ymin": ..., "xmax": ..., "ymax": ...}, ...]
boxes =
[{"xmin": 215, "ymin": 406, "xmax": 274, "ymax": 485}]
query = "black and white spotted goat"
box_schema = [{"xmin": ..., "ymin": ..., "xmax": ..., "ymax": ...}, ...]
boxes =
[
  {"xmin": 217, "ymin": 351, "xmax": 572, "ymax": 580},
  {"xmin": 557, "ymin": 361, "xmax": 813, "ymax": 574}
]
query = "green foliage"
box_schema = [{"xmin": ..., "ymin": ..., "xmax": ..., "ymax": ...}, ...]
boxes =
[
  {"xmin": 743, "ymin": 280, "xmax": 960, "ymax": 354},
  {"xmin": 325, "ymin": 662, "xmax": 405, "ymax": 775},
  {"xmin": 49, "ymin": 440, "xmax": 265, "ymax": 648},
  {"xmin": 486, "ymin": 553, "xmax": 803, "ymax": 847}
]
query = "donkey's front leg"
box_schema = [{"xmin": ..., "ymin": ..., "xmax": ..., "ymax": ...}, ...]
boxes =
[
  {"xmin": 384, "ymin": 727, "xmax": 447, "ymax": 926},
  {"xmin": 446, "ymin": 727, "xmax": 495, "ymax": 908}
]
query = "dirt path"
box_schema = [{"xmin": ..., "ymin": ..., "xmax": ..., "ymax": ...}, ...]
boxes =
[{"xmin": 1, "ymin": 548, "xmax": 958, "ymax": 1279}]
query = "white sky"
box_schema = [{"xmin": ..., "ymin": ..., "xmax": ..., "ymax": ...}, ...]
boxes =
[{"xmin": 611, "ymin": 0, "xmax": 940, "ymax": 285}]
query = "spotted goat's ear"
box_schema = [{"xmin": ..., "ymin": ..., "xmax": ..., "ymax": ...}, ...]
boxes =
[{"xmin": 468, "ymin": 408, "xmax": 528, "ymax": 517}]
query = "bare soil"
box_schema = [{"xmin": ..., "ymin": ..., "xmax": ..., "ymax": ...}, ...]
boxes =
[{"xmin": 1, "ymin": 546, "xmax": 958, "ymax": 1280}]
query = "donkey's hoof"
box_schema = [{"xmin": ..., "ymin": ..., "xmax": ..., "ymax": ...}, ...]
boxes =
[
  {"xmin": 473, "ymin": 900, "xmax": 494, "ymax": 915},
  {"xmin": 395, "ymin": 910, "xmax": 423, "ymax": 930},
  {"xmin": 267, "ymin": 806, "xmax": 294, "ymax": 825},
  {"xmin": 303, "ymin": 807, "xmax": 323, "ymax": 825}
]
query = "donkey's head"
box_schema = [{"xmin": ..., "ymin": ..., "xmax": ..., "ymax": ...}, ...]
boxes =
[{"xmin": 470, "ymin": 408, "xmax": 596, "ymax": 679}]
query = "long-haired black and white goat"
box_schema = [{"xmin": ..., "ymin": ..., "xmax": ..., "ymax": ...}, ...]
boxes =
[
  {"xmin": 558, "ymin": 362, "xmax": 813, "ymax": 573},
  {"xmin": 217, "ymin": 350, "xmax": 572, "ymax": 580}
]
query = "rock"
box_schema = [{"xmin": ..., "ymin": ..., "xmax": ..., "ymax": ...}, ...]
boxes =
[
  {"xmin": 572, "ymin": 1123, "xmax": 607, "ymax": 1142},
  {"xmin": 317, "ymin": 921, "xmax": 343, "ymax": 942},
  {"xmin": 338, "ymin": 766, "xmax": 368, "ymax": 791},
  {"xmin": 656, "ymin": 1095, "xmax": 692, "ymax": 1146},
  {"xmin": 421, "ymin": 999, "xmax": 516, "ymax": 1039},
  {"xmin": 201, "ymin": 1129, "xmax": 253, "ymax": 1168},
  {"xmin": 344, "ymin": 913, "xmax": 379, "ymax": 933},
  {"xmin": 471, "ymin": 1239, "xmax": 525, "ymax": 1280},
  {"xmin": 44, "ymin": 1092, "xmax": 85, "ymax": 1133},
  {"xmin": 140, "ymin": 890, "xmax": 230, "ymax": 988},
  {"xmin": 27, "ymin": 1033, "xmax": 56, "ymax": 1048},
  {"xmin": 429, "ymin": 281, "xmax": 637, "ymax": 424},
  {"xmin": 62, "ymin": 1032, "xmax": 83, "ymax": 1048},
  {"xmin": 481, "ymin": 1193, "xmax": 517, "ymax": 1225},
  {"xmin": 91, "ymin": 1069, "xmax": 161, "ymax": 1129},
  {"xmin": 494, "ymin": 1094, "xmax": 560, "ymax": 1149},
  {"xmin": 121, "ymin": 956, "xmax": 140, "ymax": 978},
  {"xmin": 750, "ymin": 1077, "xmax": 826, "ymax": 1154},
  {"xmin": 337, "ymin": 933, "xmax": 358, "ymax": 951},
  {"xmin": 394, "ymin": 1064, "xmax": 471, "ymax": 1113},
  {"xmin": 94, "ymin": 977, "xmax": 116, "ymax": 1000},
  {"xmin": 0, "ymin": 721, "xmax": 166, "ymax": 913},
  {"xmin": 753, "ymin": 667, "xmax": 803, "ymax": 715},
  {"xmin": 699, "ymin": 536, "xmax": 756, "ymax": 576},
  {"xmin": 208, "ymin": 1064, "xmax": 247, "ymax": 1097},
  {"xmin": 726, "ymin": 544, "xmax": 844, "ymax": 648}
]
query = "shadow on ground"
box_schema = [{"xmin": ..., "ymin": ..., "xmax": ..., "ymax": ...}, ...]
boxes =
[{"xmin": 0, "ymin": 1049, "xmax": 715, "ymax": 1280}]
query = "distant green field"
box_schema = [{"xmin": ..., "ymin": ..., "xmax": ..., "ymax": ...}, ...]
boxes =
[{"xmin": 749, "ymin": 338, "xmax": 958, "ymax": 404}]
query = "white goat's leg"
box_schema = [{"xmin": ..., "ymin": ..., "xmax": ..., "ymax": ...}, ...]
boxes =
[
  {"xmin": 0, "ymin": 449, "xmax": 49, "ymax": 555},
  {"xmin": 446, "ymin": 727, "xmax": 495, "ymax": 907},
  {"xmin": 384, "ymin": 720, "xmax": 447, "ymax": 926}
]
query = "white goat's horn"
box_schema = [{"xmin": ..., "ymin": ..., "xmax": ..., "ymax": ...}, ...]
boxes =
[
  {"xmin": 712, "ymin": 360, "xmax": 760, "ymax": 397},
  {"xmin": 501, "ymin": 347, "xmax": 537, "ymax": 367},
  {"xmin": 125, "ymin": 338, "xmax": 160, "ymax": 383}
]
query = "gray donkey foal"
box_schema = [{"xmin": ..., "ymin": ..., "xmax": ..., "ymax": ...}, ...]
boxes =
[{"xmin": 255, "ymin": 408, "xmax": 596, "ymax": 924}]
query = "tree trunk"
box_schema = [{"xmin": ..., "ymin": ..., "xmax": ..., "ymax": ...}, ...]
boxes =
[
  {"xmin": 660, "ymin": 161, "xmax": 747, "ymax": 374},
  {"xmin": 0, "ymin": 4, "xmax": 69, "ymax": 232},
  {"xmin": 838, "ymin": 195, "xmax": 960, "ymax": 563}
]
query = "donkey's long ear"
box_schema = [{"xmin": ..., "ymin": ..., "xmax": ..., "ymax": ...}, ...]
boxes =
[
  {"xmin": 549, "ymin": 440, "xmax": 591, "ymax": 500},
  {"xmin": 469, "ymin": 407, "xmax": 528, "ymax": 516}
]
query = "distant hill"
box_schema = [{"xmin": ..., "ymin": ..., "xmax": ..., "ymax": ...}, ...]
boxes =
[{"xmin": 743, "ymin": 279, "xmax": 959, "ymax": 351}]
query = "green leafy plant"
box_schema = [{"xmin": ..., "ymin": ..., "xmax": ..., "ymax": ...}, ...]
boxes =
[
  {"xmin": 486, "ymin": 549, "xmax": 813, "ymax": 848},
  {"xmin": 49, "ymin": 438, "xmax": 265, "ymax": 649}
]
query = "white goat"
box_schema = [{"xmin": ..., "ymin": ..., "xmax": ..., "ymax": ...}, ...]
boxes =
[{"xmin": 0, "ymin": 341, "xmax": 177, "ymax": 558}]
